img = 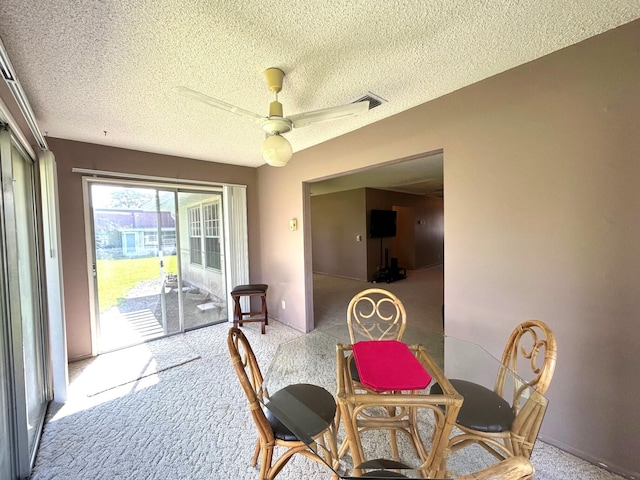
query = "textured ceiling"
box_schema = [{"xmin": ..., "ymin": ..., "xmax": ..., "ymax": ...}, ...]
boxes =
[
  {"xmin": 1, "ymin": 1, "xmax": 639, "ymax": 171},
  {"xmin": 309, "ymin": 153, "xmax": 444, "ymax": 197}
]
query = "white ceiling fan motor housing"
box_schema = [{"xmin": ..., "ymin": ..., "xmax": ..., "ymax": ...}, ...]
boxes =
[{"xmin": 261, "ymin": 117, "xmax": 292, "ymax": 135}]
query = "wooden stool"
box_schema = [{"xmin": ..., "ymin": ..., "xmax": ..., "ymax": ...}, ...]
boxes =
[{"xmin": 230, "ymin": 284, "xmax": 269, "ymax": 334}]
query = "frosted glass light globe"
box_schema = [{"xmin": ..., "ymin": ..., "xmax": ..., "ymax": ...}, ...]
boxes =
[{"xmin": 262, "ymin": 135, "xmax": 293, "ymax": 167}]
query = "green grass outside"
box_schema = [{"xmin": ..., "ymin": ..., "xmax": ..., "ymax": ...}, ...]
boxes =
[{"xmin": 97, "ymin": 255, "xmax": 177, "ymax": 312}]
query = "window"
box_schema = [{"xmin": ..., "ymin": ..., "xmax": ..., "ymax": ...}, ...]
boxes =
[
  {"xmin": 141, "ymin": 230, "xmax": 176, "ymax": 254},
  {"xmin": 203, "ymin": 203, "xmax": 221, "ymax": 269},
  {"xmin": 189, "ymin": 202, "xmax": 221, "ymax": 269},
  {"xmin": 144, "ymin": 232, "xmax": 158, "ymax": 247},
  {"xmin": 188, "ymin": 207, "xmax": 202, "ymax": 265},
  {"xmin": 162, "ymin": 231, "xmax": 176, "ymax": 247}
]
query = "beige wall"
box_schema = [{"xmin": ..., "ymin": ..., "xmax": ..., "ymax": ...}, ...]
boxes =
[
  {"xmin": 311, "ymin": 189, "xmax": 368, "ymax": 280},
  {"xmin": 311, "ymin": 188, "xmax": 443, "ymax": 281},
  {"xmin": 365, "ymin": 188, "xmax": 444, "ymax": 277},
  {"xmin": 257, "ymin": 20, "xmax": 640, "ymax": 477},
  {"xmin": 48, "ymin": 138, "xmax": 260, "ymax": 360}
]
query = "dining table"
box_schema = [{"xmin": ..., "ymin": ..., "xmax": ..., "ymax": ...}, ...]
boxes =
[{"xmin": 261, "ymin": 323, "xmax": 548, "ymax": 479}]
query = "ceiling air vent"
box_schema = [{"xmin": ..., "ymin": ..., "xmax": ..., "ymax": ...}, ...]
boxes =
[{"xmin": 351, "ymin": 91, "xmax": 386, "ymax": 110}]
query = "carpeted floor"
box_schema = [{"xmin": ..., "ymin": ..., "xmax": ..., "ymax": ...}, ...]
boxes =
[
  {"xmin": 30, "ymin": 269, "xmax": 626, "ymax": 479},
  {"xmin": 313, "ymin": 265, "xmax": 444, "ymax": 332},
  {"xmin": 70, "ymin": 335, "xmax": 201, "ymax": 397}
]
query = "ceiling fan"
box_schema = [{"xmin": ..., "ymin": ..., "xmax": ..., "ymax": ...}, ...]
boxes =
[{"xmin": 173, "ymin": 68, "xmax": 370, "ymax": 167}]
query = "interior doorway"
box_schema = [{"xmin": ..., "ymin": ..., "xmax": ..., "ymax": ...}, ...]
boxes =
[{"xmin": 305, "ymin": 151, "xmax": 444, "ymax": 331}]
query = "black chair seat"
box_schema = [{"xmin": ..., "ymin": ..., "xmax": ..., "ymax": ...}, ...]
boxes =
[
  {"xmin": 357, "ymin": 459, "xmax": 412, "ymax": 470},
  {"xmin": 431, "ymin": 379, "xmax": 515, "ymax": 433},
  {"xmin": 349, "ymin": 354, "xmax": 361, "ymax": 383},
  {"xmin": 265, "ymin": 408, "xmax": 299, "ymax": 441},
  {"xmin": 230, "ymin": 284, "xmax": 268, "ymax": 295},
  {"xmin": 265, "ymin": 383, "xmax": 337, "ymax": 442},
  {"xmin": 359, "ymin": 471, "xmax": 409, "ymax": 478},
  {"xmin": 352, "ymin": 458, "xmax": 412, "ymax": 478}
]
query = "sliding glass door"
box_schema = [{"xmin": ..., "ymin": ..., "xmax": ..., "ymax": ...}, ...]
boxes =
[
  {"xmin": 90, "ymin": 184, "xmax": 178, "ymax": 351},
  {"xmin": 88, "ymin": 181, "xmax": 228, "ymax": 353},
  {"xmin": 177, "ymin": 191, "xmax": 227, "ymax": 330},
  {"xmin": 0, "ymin": 303, "xmax": 12, "ymax": 480},
  {"xmin": 10, "ymin": 141, "xmax": 48, "ymax": 460},
  {"xmin": 0, "ymin": 128, "xmax": 50, "ymax": 478}
]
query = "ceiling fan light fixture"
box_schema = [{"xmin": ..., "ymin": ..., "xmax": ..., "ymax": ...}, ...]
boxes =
[
  {"xmin": 262, "ymin": 134, "xmax": 292, "ymax": 167},
  {"xmin": 174, "ymin": 67, "xmax": 372, "ymax": 166}
]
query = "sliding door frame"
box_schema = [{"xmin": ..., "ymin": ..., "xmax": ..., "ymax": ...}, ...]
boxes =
[
  {"xmin": 0, "ymin": 126, "xmax": 51, "ymax": 478},
  {"xmin": 82, "ymin": 175, "xmax": 248, "ymax": 355}
]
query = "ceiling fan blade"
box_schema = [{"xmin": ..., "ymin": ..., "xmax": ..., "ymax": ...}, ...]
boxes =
[
  {"xmin": 288, "ymin": 101, "xmax": 370, "ymax": 128},
  {"xmin": 172, "ymin": 86, "xmax": 265, "ymax": 124}
]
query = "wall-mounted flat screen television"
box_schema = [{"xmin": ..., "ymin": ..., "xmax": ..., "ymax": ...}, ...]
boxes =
[{"xmin": 370, "ymin": 209, "xmax": 397, "ymax": 238}]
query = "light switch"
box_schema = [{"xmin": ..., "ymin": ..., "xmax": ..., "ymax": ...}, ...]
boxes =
[
  {"xmin": 356, "ymin": 235, "xmax": 362, "ymax": 241},
  {"xmin": 289, "ymin": 218, "xmax": 297, "ymax": 231}
]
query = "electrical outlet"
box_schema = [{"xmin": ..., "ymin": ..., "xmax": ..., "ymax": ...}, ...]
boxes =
[{"xmin": 281, "ymin": 300, "xmax": 286, "ymax": 309}]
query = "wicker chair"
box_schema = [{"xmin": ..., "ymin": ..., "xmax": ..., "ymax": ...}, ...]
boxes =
[
  {"xmin": 358, "ymin": 455, "xmax": 534, "ymax": 479},
  {"xmin": 341, "ymin": 288, "xmax": 415, "ymax": 461},
  {"xmin": 456, "ymin": 455, "xmax": 534, "ymax": 480},
  {"xmin": 432, "ymin": 320, "xmax": 558, "ymax": 464},
  {"xmin": 227, "ymin": 327, "xmax": 338, "ymax": 480},
  {"xmin": 345, "ymin": 287, "xmax": 408, "ymax": 396},
  {"xmin": 346, "ymin": 288, "xmax": 407, "ymax": 343}
]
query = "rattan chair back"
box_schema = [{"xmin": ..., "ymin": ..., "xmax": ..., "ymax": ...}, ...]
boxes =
[
  {"xmin": 456, "ymin": 455, "xmax": 534, "ymax": 480},
  {"xmin": 495, "ymin": 319, "xmax": 558, "ymax": 408},
  {"xmin": 346, "ymin": 288, "xmax": 407, "ymax": 343},
  {"xmin": 227, "ymin": 327, "xmax": 273, "ymax": 445}
]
